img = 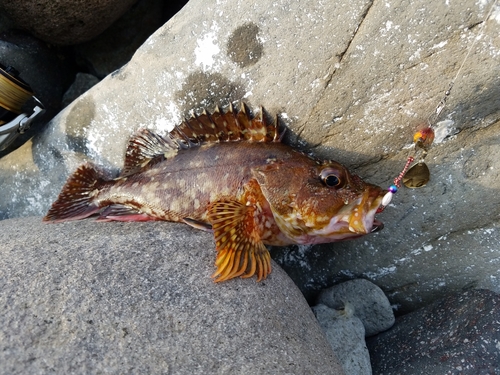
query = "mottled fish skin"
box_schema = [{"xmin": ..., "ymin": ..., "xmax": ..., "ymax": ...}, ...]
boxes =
[
  {"xmin": 44, "ymin": 103, "xmax": 385, "ymax": 282},
  {"xmin": 97, "ymin": 142, "xmax": 290, "ymax": 226}
]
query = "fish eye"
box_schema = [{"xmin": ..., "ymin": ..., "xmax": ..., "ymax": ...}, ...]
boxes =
[
  {"xmin": 320, "ymin": 168, "xmax": 343, "ymax": 188},
  {"xmin": 324, "ymin": 174, "xmax": 340, "ymax": 187}
]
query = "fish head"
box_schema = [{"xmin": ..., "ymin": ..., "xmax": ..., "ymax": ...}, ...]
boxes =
[{"xmin": 252, "ymin": 158, "xmax": 385, "ymax": 244}]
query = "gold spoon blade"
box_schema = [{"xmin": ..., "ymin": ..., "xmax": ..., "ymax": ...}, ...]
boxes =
[{"xmin": 403, "ymin": 162, "xmax": 430, "ymax": 188}]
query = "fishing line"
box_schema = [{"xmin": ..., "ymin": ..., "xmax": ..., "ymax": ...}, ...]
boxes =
[
  {"xmin": 427, "ymin": 0, "xmax": 499, "ymax": 127},
  {"xmin": 378, "ymin": 0, "xmax": 498, "ymax": 212}
]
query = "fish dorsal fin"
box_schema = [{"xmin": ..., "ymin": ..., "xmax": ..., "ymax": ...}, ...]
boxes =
[
  {"xmin": 122, "ymin": 103, "xmax": 282, "ymax": 175},
  {"xmin": 122, "ymin": 129, "xmax": 181, "ymax": 176},
  {"xmin": 170, "ymin": 102, "xmax": 282, "ymax": 145},
  {"xmin": 207, "ymin": 199, "xmax": 271, "ymax": 282}
]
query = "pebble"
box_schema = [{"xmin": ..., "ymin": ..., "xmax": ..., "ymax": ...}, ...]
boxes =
[
  {"xmin": 313, "ymin": 303, "xmax": 372, "ymax": 375},
  {"xmin": 316, "ymin": 278, "xmax": 395, "ymax": 337}
]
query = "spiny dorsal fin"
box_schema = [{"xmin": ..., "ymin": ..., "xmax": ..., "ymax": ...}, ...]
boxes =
[
  {"xmin": 122, "ymin": 103, "xmax": 282, "ymax": 174},
  {"xmin": 122, "ymin": 129, "xmax": 180, "ymax": 177},
  {"xmin": 171, "ymin": 102, "xmax": 282, "ymax": 145}
]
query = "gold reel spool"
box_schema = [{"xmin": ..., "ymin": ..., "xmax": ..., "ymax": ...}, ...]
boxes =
[{"xmin": 0, "ymin": 65, "xmax": 34, "ymax": 125}]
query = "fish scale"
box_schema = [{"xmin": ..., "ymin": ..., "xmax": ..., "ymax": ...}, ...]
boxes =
[
  {"xmin": 102, "ymin": 141, "xmax": 295, "ymax": 221},
  {"xmin": 44, "ymin": 103, "xmax": 386, "ymax": 282}
]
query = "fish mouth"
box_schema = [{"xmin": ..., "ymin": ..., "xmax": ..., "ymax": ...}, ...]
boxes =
[
  {"xmin": 271, "ymin": 187, "xmax": 386, "ymax": 245},
  {"xmin": 370, "ymin": 219, "xmax": 384, "ymax": 233},
  {"xmin": 302, "ymin": 188, "xmax": 385, "ymax": 243},
  {"xmin": 343, "ymin": 187, "xmax": 385, "ymax": 235}
]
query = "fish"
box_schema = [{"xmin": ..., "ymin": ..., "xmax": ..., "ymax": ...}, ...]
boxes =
[{"xmin": 44, "ymin": 103, "xmax": 385, "ymax": 282}]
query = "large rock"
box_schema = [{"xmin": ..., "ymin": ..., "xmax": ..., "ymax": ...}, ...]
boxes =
[
  {"xmin": 0, "ymin": 0, "xmax": 499, "ymax": 312},
  {"xmin": 0, "ymin": 0, "xmax": 138, "ymax": 45},
  {"xmin": 0, "ymin": 217, "xmax": 343, "ymax": 374},
  {"xmin": 367, "ymin": 289, "xmax": 500, "ymax": 375},
  {"xmin": 61, "ymin": 73, "xmax": 101, "ymax": 108},
  {"xmin": 72, "ymin": 0, "xmax": 178, "ymax": 78}
]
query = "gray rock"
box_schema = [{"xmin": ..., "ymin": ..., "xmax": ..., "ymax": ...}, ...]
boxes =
[
  {"xmin": 72, "ymin": 0, "xmax": 171, "ymax": 78},
  {"xmin": 0, "ymin": 8, "xmax": 15, "ymax": 33},
  {"xmin": 313, "ymin": 304, "xmax": 372, "ymax": 375},
  {"xmin": 0, "ymin": 0, "xmax": 137, "ymax": 45},
  {"xmin": 367, "ymin": 289, "xmax": 500, "ymax": 375},
  {"xmin": 0, "ymin": 217, "xmax": 344, "ymax": 375},
  {"xmin": 271, "ymin": 0, "xmax": 500, "ymax": 311},
  {"xmin": 0, "ymin": 0, "xmax": 499, "ymax": 314},
  {"xmin": 316, "ymin": 279, "xmax": 395, "ymax": 337},
  {"xmin": 62, "ymin": 73, "xmax": 100, "ymax": 108}
]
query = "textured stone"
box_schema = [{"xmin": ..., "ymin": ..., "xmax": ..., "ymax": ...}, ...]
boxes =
[
  {"xmin": 0, "ymin": 8, "xmax": 15, "ymax": 33},
  {"xmin": 313, "ymin": 304, "xmax": 372, "ymax": 375},
  {"xmin": 72, "ymin": 0, "xmax": 172, "ymax": 78},
  {"xmin": 316, "ymin": 279, "xmax": 395, "ymax": 337},
  {"xmin": 0, "ymin": 217, "xmax": 343, "ymax": 375},
  {"xmin": 270, "ymin": 0, "xmax": 500, "ymax": 311},
  {"xmin": 367, "ymin": 289, "xmax": 500, "ymax": 375},
  {"xmin": 62, "ymin": 73, "xmax": 100, "ymax": 108},
  {"xmin": 0, "ymin": 0, "xmax": 499, "ymax": 313},
  {"xmin": 0, "ymin": 0, "xmax": 137, "ymax": 45}
]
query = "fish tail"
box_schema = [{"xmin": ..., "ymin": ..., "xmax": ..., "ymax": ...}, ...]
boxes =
[{"xmin": 43, "ymin": 163, "xmax": 108, "ymax": 222}]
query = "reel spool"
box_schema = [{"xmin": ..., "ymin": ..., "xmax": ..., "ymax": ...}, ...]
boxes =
[{"xmin": 0, "ymin": 63, "xmax": 44, "ymax": 152}]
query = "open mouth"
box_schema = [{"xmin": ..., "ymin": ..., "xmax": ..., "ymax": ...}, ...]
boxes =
[
  {"xmin": 345, "ymin": 189, "xmax": 385, "ymax": 234},
  {"xmin": 371, "ymin": 219, "xmax": 384, "ymax": 233},
  {"xmin": 281, "ymin": 188, "xmax": 386, "ymax": 244}
]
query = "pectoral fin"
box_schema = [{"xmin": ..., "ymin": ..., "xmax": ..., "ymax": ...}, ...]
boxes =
[{"xmin": 207, "ymin": 199, "xmax": 271, "ymax": 282}]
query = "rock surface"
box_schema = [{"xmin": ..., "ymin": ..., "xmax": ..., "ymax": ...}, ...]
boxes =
[
  {"xmin": 61, "ymin": 73, "xmax": 100, "ymax": 108},
  {"xmin": 367, "ymin": 289, "xmax": 500, "ymax": 375},
  {"xmin": 313, "ymin": 303, "xmax": 372, "ymax": 375},
  {"xmin": 72, "ymin": 0, "xmax": 179, "ymax": 78},
  {"xmin": 0, "ymin": 0, "xmax": 138, "ymax": 45},
  {"xmin": 316, "ymin": 279, "xmax": 395, "ymax": 337},
  {"xmin": 0, "ymin": 217, "xmax": 343, "ymax": 375},
  {"xmin": 0, "ymin": 0, "xmax": 499, "ymax": 313}
]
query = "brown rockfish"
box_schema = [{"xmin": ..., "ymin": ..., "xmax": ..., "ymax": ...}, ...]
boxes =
[{"xmin": 44, "ymin": 103, "xmax": 385, "ymax": 282}]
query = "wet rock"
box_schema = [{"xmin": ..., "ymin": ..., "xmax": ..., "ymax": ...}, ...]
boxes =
[
  {"xmin": 0, "ymin": 0, "xmax": 499, "ymax": 315},
  {"xmin": 0, "ymin": 0, "xmax": 138, "ymax": 45},
  {"xmin": 0, "ymin": 217, "xmax": 344, "ymax": 375},
  {"xmin": 313, "ymin": 303, "xmax": 372, "ymax": 375},
  {"xmin": 367, "ymin": 289, "xmax": 500, "ymax": 375},
  {"xmin": 316, "ymin": 279, "xmax": 395, "ymax": 337}
]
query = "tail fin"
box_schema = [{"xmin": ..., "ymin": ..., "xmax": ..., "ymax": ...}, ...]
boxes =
[{"xmin": 43, "ymin": 163, "xmax": 108, "ymax": 222}]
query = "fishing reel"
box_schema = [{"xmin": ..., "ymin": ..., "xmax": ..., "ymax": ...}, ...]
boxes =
[{"xmin": 0, "ymin": 63, "xmax": 45, "ymax": 152}]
